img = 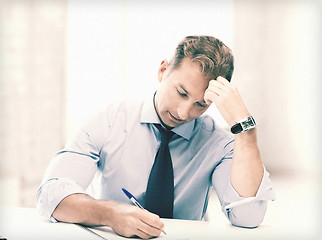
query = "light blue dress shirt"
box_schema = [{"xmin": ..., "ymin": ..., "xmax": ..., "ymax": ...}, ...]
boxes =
[{"xmin": 36, "ymin": 95, "xmax": 275, "ymax": 227}]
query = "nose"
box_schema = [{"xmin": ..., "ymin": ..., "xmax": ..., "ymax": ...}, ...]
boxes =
[{"xmin": 177, "ymin": 101, "xmax": 192, "ymax": 121}]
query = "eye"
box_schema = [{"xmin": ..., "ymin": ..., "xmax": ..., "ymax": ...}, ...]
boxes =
[
  {"xmin": 195, "ymin": 102, "xmax": 207, "ymax": 108},
  {"xmin": 177, "ymin": 89, "xmax": 187, "ymax": 97}
]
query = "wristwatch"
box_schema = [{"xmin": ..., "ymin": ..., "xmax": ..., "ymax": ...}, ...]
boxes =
[{"xmin": 230, "ymin": 116, "xmax": 256, "ymax": 134}]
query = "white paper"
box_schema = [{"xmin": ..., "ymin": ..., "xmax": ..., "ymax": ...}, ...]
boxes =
[{"xmin": 85, "ymin": 225, "xmax": 188, "ymax": 240}]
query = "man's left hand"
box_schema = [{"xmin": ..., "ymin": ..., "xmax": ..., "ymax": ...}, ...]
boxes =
[{"xmin": 204, "ymin": 76, "xmax": 250, "ymax": 126}]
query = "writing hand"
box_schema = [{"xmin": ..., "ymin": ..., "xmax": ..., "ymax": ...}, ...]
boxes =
[
  {"xmin": 109, "ymin": 203, "xmax": 165, "ymax": 239},
  {"xmin": 52, "ymin": 194, "xmax": 164, "ymax": 239},
  {"xmin": 204, "ymin": 76, "xmax": 250, "ymax": 126}
]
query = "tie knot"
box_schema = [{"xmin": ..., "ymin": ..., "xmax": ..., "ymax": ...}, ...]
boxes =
[{"xmin": 154, "ymin": 124, "xmax": 175, "ymax": 145}]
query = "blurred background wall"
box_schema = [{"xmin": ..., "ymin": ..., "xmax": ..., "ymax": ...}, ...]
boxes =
[
  {"xmin": 0, "ymin": 0, "xmax": 321, "ymax": 211},
  {"xmin": 0, "ymin": 0, "xmax": 68, "ymax": 206},
  {"xmin": 232, "ymin": 0, "xmax": 321, "ymax": 175}
]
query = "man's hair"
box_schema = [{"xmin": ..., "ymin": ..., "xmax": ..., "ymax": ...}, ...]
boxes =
[{"xmin": 168, "ymin": 36, "xmax": 234, "ymax": 81}]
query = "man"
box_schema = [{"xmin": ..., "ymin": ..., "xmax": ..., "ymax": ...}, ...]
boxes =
[{"xmin": 36, "ymin": 36, "xmax": 275, "ymax": 239}]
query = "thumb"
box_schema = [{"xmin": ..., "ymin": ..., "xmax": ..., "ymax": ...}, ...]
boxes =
[{"xmin": 204, "ymin": 89, "xmax": 213, "ymax": 106}]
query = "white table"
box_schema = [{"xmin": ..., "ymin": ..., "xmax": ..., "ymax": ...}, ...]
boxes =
[
  {"xmin": 0, "ymin": 206, "xmax": 219, "ymax": 240},
  {"xmin": 1, "ymin": 190, "xmax": 320, "ymax": 240},
  {"xmin": 0, "ymin": 206, "xmax": 258, "ymax": 240},
  {"xmin": 0, "ymin": 205, "xmax": 278, "ymax": 240}
]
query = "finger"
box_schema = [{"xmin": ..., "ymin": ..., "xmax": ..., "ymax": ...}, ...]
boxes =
[
  {"xmin": 140, "ymin": 211, "xmax": 164, "ymax": 234},
  {"xmin": 141, "ymin": 210, "xmax": 164, "ymax": 229},
  {"xmin": 204, "ymin": 86, "xmax": 221, "ymax": 104},
  {"xmin": 138, "ymin": 221, "xmax": 162, "ymax": 237},
  {"xmin": 207, "ymin": 81, "xmax": 229, "ymax": 98},
  {"xmin": 141, "ymin": 218, "xmax": 165, "ymax": 235},
  {"xmin": 135, "ymin": 228, "xmax": 153, "ymax": 239},
  {"xmin": 134, "ymin": 218, "xmax": 162, "ymax": 239},
  {"xmin": 204, "ymin": 90, "xmax": 211, "ymax": 105},
  {"xmin": 211, "ymin": 77, "xmax": 237, "ymax": 98},
  {"xmin": 208, "ymin": 79, "xmax": 224, "ymax": 91},
  {"xmin": 216, "ymin": 76, "xmax": 230, "ymax": 85}
]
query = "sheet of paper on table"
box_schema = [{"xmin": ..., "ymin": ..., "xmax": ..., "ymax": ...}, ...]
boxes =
[{"xmin": 84, "ymin": 225, "xmax": 188, "ymax": 240}]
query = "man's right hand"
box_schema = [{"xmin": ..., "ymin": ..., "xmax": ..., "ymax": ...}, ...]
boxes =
[
  {"xmin": 109, "ymin": 202, "xmax": 164, "ymax": 238},
  {"xmin": 52, "ymin": 193, "xmax": 164, "ymax": 239}
]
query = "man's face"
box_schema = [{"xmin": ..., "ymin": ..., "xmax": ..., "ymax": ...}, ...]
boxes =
[{"xmin": 154, "ymin": 58, "xmax": 210, "ymax": 128}]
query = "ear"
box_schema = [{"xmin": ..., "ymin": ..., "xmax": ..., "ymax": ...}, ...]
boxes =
[{"xmin": 158, "ymin": 59, "xmax": 169, "ymax": 82}]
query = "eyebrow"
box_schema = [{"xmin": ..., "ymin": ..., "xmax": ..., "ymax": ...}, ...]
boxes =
[{"xmin": 179, "ymin": 84, "xmax": 207, "ymax": 105}]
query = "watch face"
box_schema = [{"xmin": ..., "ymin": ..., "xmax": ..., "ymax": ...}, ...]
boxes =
[
  {"xmin": 231, "ymin": 117, "xmax": 256, "ymax": 134},
  {"xmin": 241, "ymin": 117, "xmax": 255, "ymax": 130},
  {"xmin": 241, "ymin": 120, "xmax": 253, "ymax": 128}
]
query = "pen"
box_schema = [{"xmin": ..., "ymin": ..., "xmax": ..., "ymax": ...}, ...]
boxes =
[
  {"xmin": 121, "ymin": 188, "xmax": 167, "ymax": 235},
  {"xmin": 122, "ymin": 188, "xmax": 144, "ymax": 209}
]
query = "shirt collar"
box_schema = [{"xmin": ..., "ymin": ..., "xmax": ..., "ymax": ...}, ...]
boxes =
[{"xmin": 140, "ymin": 94, "xmax": 195, "ymax": 140}]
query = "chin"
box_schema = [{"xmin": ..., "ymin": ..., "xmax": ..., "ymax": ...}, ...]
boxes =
[
  {"xmin": 168, "ymin": 121, "xmax": 184, "ymax": 128},
  {"xmin": 163, "ymin": 121, "xmax": 176, "ymax": 129},
  {"xmin": 160, "ymin": 119, "xmax": 177, "ymax": 129}
]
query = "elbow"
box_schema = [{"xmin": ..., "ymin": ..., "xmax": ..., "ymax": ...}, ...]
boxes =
[
  {"xmin": 231, "ymin": 219, "xmax": 262, "ymax": 229},
  {"xmin": 35, "ymin": 179, "xmax": 62, "ymax": 221},
  {"xmin": 227, "ymin": 200, "xmax": 267, "ymax": 228},
  {"xmin": 36, "ymin": 185, "xmax": 51, "ymax": 220}
]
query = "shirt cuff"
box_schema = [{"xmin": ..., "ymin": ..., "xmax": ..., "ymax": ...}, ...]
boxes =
[
  {"xmin": 36, "ymin": 177, "xmax": 86, "ymax": 221},
  {"xmin": 222, "ymin": 168, "xmax": 276, "ymax": 211}
]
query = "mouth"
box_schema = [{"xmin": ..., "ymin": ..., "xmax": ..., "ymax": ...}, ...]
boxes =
[{"xmin": 169, "ymin": 112, "xmax": 184, "ymax": 123}]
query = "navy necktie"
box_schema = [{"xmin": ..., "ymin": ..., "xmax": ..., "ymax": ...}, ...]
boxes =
[{"xmin": 145, "ymin": 124, "xmax": 175, "ymax": 218}]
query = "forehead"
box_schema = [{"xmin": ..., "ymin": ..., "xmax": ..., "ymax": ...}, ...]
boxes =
[{"xmin": 169, "ymin": 59, "xmax": 209, "ymax": 95}]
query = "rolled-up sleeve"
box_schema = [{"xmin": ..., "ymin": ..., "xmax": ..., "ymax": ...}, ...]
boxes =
[
  {"xmin": 36, "ymin": 111, "xmax": 107, "ymax": 221},
  {"xmin": 212, "ymin": 142, "xmax": 276, "ymax": 228},
  {"xmin": 36, "ymin": 177, "xmax": 86, "ymax": 221}
]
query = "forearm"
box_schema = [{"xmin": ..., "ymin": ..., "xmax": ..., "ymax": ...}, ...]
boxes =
[
  {"xmin": 52, "ymin": 193, "xmax": 165, "ymax": 239},
  {"xmin": 230, "ymin": 128, "xmax": 263, "ymax": 197},
  {"xmin": 52, "ymin": 193, "xmax": 116, "ymax": 227}
]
